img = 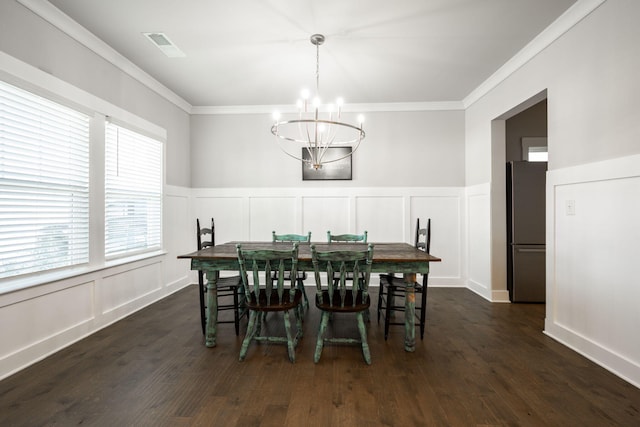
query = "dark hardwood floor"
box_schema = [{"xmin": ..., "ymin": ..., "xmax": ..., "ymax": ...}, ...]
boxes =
[{"xmin": 1, "ymin": 285, "xmax": 639, "ymax": 426}]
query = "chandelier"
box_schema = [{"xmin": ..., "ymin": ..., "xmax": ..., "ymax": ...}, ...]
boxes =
[{"xmin": 271, "ymin": 34, "xmax": 365, "ymax": 170}]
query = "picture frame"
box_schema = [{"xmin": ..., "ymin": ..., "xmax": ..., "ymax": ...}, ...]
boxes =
[{"xmin": 302, "ymin": 147, "xmax": 352, "ymax": 180}]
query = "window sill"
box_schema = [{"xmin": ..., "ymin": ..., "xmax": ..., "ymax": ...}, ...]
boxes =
[{"xmin": 0, "ymin": 250, "xmax": 167, "ymax": 296}]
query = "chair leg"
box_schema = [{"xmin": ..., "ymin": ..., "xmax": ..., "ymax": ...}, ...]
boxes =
[
  {"xmin": 296, "ymin": 279, "xmax": 309, "ymax": 320},
  {"xmin": 356, "ymin": 311, "xmax": 371, "ymax": 365},
  {"xmin": 297, "ymin": 279, "xmax": 309, "ymax": 312},
  {"xmin": 314, "ymin": 311, "xmax": 330, "ymax": 363},
  {"xmin": 419, "ymin": 275, "xmax": 428, "ymax": 340},
  {"xmin": 377, "ymin": 282, "xmax": 384, "ymax": 324},
  {"xmin": 384, "ymin": 286, "xmax": 394, "ymax": 340},
  {"xmin": 283, "ymin": 310, "xmax": 296, "ymax": 363},
  {"xmin": 239, "ymin": 311, "xmax": 259, "ymax": 361},
  {"xmin": 233, "ymin": 286, "xmax": 240, "ymax": 336},
  {"xmin": 257, "ymin": 313, "xmax": 265, "ymax": 335},
  {"xmin": 198, "ymin": 275, "xmax": 206, "ymax": 335},
  {"xmin": 294, "ymin": 303, "xmax": 303, "ymax": 339}
]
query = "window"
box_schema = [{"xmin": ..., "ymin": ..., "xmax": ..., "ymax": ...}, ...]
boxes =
[
  {"xmin": 527, "ymin": 146, "xmax": 548, "ymax": 162},
  {"xmin": 105, "ymin": 123, "xmax": 162, "ymax": 258},
  {"xmin": 521, "ymin": 137, "xmax": 548, "ymax": 162},
  {"xmin": 0, "ymin": 80, "xmax": 90, "ymax": 280}
]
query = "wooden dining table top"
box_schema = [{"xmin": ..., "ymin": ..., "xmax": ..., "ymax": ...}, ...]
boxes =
[{"xmin": 179, "ymin": 241, "xmax": 440, "ymax": 273}]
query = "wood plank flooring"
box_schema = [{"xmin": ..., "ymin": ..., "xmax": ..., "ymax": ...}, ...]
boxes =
[{"xmin": 1, "ymin": 285, "xmax": 639, "ymax": 426}]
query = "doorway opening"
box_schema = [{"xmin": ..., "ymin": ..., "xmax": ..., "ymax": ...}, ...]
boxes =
[
  {"xmin": 490, "ymin": 90, "xmax": 548, "ymax": 304},
  {"xmin": 505, "ymin": 99, "xmax": 548, "ymax": 303}
]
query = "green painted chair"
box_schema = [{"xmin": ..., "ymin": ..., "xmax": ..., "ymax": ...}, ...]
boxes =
[
  {"xmin": 236, "ymin": 243, "xmax": 303, "ymax": 363},
  {"xmin": 326, "ymin": 231, "xmax": 368, "ymax": 286},
  {"xmin": 272, "ymin": 231, "xmax": 311, "ymax": 312},
  {"xmin": 311, "ymin": 243, "xmax": 374, "ymax": 364},
  {"xmin": 378, "ymin": 218, "xmax": 431, "ymax": 340}
]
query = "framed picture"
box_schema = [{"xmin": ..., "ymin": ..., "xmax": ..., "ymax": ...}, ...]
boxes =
[{"xmin": 302, "ymin": 147, "xmax": 352, "ymax": 180}]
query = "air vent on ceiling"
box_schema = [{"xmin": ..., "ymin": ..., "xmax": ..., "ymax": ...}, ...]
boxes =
[{"xmin": 142, "ymin": 32, "xmax": 185, "ymax": 58}]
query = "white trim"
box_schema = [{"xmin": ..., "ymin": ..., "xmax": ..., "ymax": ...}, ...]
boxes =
[
  {"xmin": 191, "ymin": 101, "xmax": 464, "ymax": 115},
  {"xmin": 463, "ymin": 0, "xmax": 606, "ymax": 108},
  {"xmin": 544, "ymin": 323, "xmax": 640, "ymax": 389},
  {"xmin": 191, "ymin": 186, "xmax": 462, "ymax": 198},
  {"xmin": 547, "ymin": 153, "xmax": 640, "ymax": 184},
  {"xmin": 0, "ymin": 251, "xmax": 167, "ymax": 298}
]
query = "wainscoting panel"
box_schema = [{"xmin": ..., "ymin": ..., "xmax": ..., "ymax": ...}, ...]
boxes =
[
  {"xmin": 546, "ymin": 154, "xmax": 640, "ymax": 388},
  {"xmin": 411, "ymin": 194, "xmax": 462, "ymax": 281},
  {"xmin": 302, "ymin": 196, "xmax": 351, "ymax": 239},
  {"xmin": 164, "ymin": 188, "xmax": 193, "ymax": 288},
  {"xmin": 465, "ymin": 184, "xmax": 491, "ymax": 300},
  {"xmin": 189, "ymin": 187, "xmax": 464, "ymax": 288},
  {"xmin": 355, "ymin": 196, "xmax": 404, "ymax": 242},
  {"xmin": 249, "ymin": 197, "xmax": 298, "ymax": 240},
  {"xmin": 100, "ymin": 261, "xmax": 163, "ymax": 315},
  {"xmin": 193, "ymin": 194, "xmax": 245, "ymax": 243},
  {"xmin": 0, "ymin": 280, "xmax": 95, "ymax": 360}
]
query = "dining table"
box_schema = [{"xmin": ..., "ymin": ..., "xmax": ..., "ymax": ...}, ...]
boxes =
[{"xmin": 178, "ymin": 241, "xmax": 440, "ymax": 352}]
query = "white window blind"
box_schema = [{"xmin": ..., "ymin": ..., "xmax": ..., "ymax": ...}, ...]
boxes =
[
  {"xmin": 0, "ymin": 80, "xmax": 90, "ymax": 280},
  {"xmin": 527, "ymin": 146, "xmax": 548, "ymax": 162},
  {"xmin": 105, "ymin": 123, "xmax": 162, "ymax": 258}
]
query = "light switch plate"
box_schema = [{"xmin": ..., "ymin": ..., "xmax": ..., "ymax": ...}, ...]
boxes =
[{"xmin": 566, "ymin": 200, "xmax": 576, "ymax": 216}]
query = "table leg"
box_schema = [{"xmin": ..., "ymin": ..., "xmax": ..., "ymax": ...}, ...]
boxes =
[
  {"xmin": 404, "ymin": 273, "xmax": 416, "ymax": 352},
  {"xmin": 205, "ymin": 270, "xmax": 219, "ymax": 347}
]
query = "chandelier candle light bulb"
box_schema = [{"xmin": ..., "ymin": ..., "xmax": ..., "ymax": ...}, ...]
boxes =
[{"xmin": 270, "ymin": 34, "xmax": 365, "ymax": 171}]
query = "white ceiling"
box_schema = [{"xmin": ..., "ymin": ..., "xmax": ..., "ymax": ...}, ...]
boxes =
[{"xmin": 47, "ymin": 0, "xmax": 577, "ymax": 108}]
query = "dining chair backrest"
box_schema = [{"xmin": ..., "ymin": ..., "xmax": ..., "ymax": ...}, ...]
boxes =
[
  {"xmin": 236, "ymin": 243, "xmax": 299, "ymax": 307},
  {"xmin": 272, "ymin": 231, "xmax": 312, "ymax": 311},
  {"xmin": 272, "ymin": 231, "xmax": 311, "ymax": 243},
  {"xmin": 196, "ymin": 218, "xmax": 215, "ymax": 250},
  {"xmin": 311, "ymin": 244, "xmax": 374, "ymax": 308},
  {"xmin": 326, "ymin": 230, "xmax": 368, "ymax": 243},
  {"xmin": 414, "ymin": 218, "xmax": 431, "ymax": 254}
]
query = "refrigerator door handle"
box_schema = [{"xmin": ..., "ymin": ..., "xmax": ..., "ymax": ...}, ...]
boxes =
[{"xmin": 515, "ymin": 248, "xmax": 546, "ymax": 253}]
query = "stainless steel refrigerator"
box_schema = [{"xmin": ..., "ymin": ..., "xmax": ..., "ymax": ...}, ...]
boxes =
[{"xmin": 506, "ymin": 161, "xmax": 547, "ymax": 302}]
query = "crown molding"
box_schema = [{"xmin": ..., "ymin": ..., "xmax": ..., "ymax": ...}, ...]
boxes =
[
  {"xmin": 191, "ymin": 101, "xmax": 464, "ymax": 115},
  {"xmin": 463, "ymin": 0, "xmax": 607, "ymax": 108},
  {"xmin": 16, "ymin": 0, "xmax": 192, "ymax": 113}
]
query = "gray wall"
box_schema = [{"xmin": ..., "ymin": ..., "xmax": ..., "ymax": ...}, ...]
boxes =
[{"xmin": 190, "ymin": 110, "xmax": 465, "ymax": 188}]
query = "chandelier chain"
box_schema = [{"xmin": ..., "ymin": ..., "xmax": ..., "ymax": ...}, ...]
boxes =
[{"xmin": 315, "ymin": 41, "xmax": 320, "ymax": 96}]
